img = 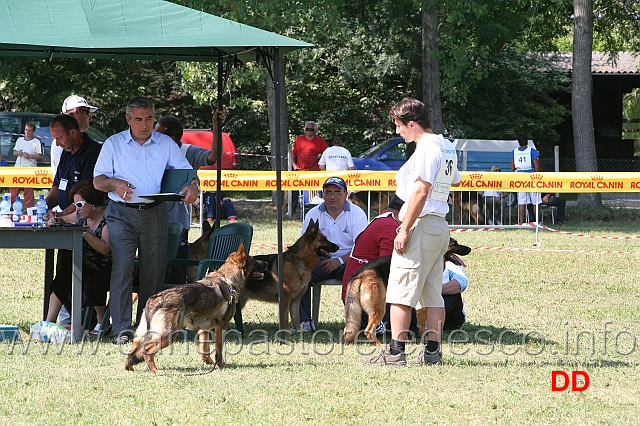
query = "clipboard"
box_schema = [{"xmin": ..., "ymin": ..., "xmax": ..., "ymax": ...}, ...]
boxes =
[{"xmin": 161, "ymin": 168, "xmax": 197, "ymax": 194}]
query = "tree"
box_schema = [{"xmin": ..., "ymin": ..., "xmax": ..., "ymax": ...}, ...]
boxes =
[
  {"xmin": 572, "ymin": 0, "xmax": 602, "ymax": 207},
  {"xmin": 422, "ymin": 0, "xmax": 443, "ymax": 134}
]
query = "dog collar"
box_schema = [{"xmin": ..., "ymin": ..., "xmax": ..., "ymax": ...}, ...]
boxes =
[{"xmin": 228, "ymin": 285, "xmax": 236, "ymax": 305}]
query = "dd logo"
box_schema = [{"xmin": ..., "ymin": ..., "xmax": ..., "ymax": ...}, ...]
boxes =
[{"xmin": 552, "ymin": 371, "xmax": 590, "ymax": 391}]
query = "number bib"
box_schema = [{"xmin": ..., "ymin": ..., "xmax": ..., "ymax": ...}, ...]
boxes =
[
  {"xmin": 432, "ymin": 145, "xmax": 457, "ymax": 202},
  {"xmin": 514, "ymin": 147, "xmax": 532, "ymax": 171}
]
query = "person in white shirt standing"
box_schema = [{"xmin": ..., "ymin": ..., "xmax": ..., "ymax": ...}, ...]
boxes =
[
  {"xmin": 366, "ymin": 97, "xmax": 461, "ymax": 367},
  {"xmin": 10, "ymin": 122, "xmax": 44, "ymax": 208},
  {"xmin": 318, "ymin": 134, "xmax": 354, "ymax": 171},
  {"xmin": 510, "ymin": 133, "xmax": 541, "ymax": 224}
]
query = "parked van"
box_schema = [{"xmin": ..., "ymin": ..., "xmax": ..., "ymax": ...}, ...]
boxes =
[
  {"xmin": 353, "ymin": 137, "xmax": 536, "ymax": 171},
  {"xmin": 181, "ymin": 129, "xmax": 238, "ymax": 169}
]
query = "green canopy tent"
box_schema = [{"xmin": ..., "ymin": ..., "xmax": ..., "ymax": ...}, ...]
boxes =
[{"xmin": 0, "ymin": 0, "xmax": 310, "ymax": 336}]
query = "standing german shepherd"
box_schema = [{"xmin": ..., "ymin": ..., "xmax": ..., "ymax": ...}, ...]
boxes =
[
  {"xmin": 343, "ymin": 237, "xmax": 471, "ymax": 345},
  {"xmin": 240, "ymin": 218, "xmax": 339, "ymax": 332},
  {"xmin": 125, "ymin": 242, "xmax": 267, "ymax": 373}
]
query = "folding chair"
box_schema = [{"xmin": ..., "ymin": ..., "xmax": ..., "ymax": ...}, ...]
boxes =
[{"xmin": 193, "ymin": 222, "xmax": 253, "ymax": 336}]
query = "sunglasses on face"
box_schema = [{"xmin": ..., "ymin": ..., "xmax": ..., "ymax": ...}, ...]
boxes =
[
  {"xmin": 305, "ymin": 128, "xmax": 315, "ymax": 132},
  {"xmin": 74, "ymin": 200, "xmax": 87, "ymax": 209},
  {"xmin": 323, "ymin": 190, "xmax": 344, "ymax": 197}
]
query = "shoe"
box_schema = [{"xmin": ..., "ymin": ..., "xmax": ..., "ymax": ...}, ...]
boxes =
[
  {"xmin": 89, "ymin": 324, "xmax": 112, "ymax": 338},
  {"xmin": 301, "ymin": 320, "xmax": 315, "ymax": 332},
  {"xmin": 228, "ymin": 217, "xmax": 237, "ymax": 223},
  {"xmin": 556, "ymin": 220, "xmax": 565, "ymax": 226},
  {"xmin": 112, "ymin": 334, "xmax": 130, "ymax": 345},
  {"xmin": 364, "ymin": 349, "xmax": 406, "ymax": 367},
  {"xmin": 407, "ymin": 350, "xmax": 443, "ymax": 366},
  {"xmin": 375, "ymin": 321, "xmax": 386, "ymax": 335}
]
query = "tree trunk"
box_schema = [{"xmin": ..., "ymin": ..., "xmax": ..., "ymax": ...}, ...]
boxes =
[
  {"xmin": 422, "ymin": 0, "xmax": 443, "ymax": 134},
  {"xmin": 572, "ymin": 0, "xmax": 602, "ymax": 207},
  {"xmin": 266, "ymin": 55, "xmax": 289, "ymax": 206}
]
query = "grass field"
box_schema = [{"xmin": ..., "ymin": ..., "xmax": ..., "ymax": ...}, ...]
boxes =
[{"xmin": 1, "ymin": 217, "xmax": 639, "ymax": 425}]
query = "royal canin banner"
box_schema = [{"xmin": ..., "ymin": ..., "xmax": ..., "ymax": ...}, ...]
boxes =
[
  {"xmin": 2, "ymin": 169, "xmax": 640, "ymax": 192},
  {"xmin": 196, "ymin": 170, "xmax": 640, "ymax": 193}
]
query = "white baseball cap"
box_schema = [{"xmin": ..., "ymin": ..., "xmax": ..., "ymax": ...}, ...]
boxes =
[{"xmin": 61, "ymin": 95, "xmax": 99, "ymax": 113}]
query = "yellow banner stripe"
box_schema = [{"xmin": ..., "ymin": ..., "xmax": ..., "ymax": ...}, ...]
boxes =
[{"xmin": 2, "ymin": 168, "xmax": 639, "ymax": 193}]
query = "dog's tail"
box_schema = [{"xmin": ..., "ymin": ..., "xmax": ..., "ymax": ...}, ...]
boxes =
[
  {"xmin": 125, "ymin": 312, "xmax": 149, "ymax": 371},
  {"xmin": 343, "ymin": 280, "xmax": 363, "ymax": 345}
]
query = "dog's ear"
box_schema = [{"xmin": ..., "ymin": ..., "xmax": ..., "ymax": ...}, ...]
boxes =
[
  {"xmin": 236, "ymin": 241, "xmax": 245, "ymax": 255},
  {"xmin": 202, "ymin": 219, "xmax": 212, "ymax": 233}
]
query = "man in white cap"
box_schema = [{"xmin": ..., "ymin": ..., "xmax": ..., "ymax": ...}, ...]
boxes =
[{"xmin": 50, "ymin": 95, "xmax": 99, "ymax": 177}]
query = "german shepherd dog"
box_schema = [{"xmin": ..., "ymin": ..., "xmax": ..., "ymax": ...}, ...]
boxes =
[
  {"xmin": 349, "ymin": 191, "xmax": 390, "ymax": 216},
  {"xmin": 125, "ymin": 242, "xmax": 268, "ymax": 373},
  {"xmin": 343, "ymin": 237, "xmax": 471, "ymax": 345},
  {"xmin": 451, "ymin": 191, "xmax": 484, "ymax": 225},
  {"xmin": 240, "ymin": 218, "xmax": 339, "ymax": 331}
]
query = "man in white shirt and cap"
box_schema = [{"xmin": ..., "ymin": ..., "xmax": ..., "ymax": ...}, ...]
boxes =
[{"xmin": 50, "ymin": 95, "xmax": 99, "ymax": 177}]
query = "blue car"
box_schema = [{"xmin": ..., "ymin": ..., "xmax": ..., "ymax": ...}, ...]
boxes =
[{"xmin": 352, "ymin": 137, "xmax": 412, "ymax": 171}]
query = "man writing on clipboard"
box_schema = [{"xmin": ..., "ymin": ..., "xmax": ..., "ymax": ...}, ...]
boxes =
[{"xmin": 94, "ymin": 97, "xmax": 198, "ymax": 345}]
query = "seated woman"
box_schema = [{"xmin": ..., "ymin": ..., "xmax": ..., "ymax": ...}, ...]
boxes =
[{"xmin": 45, "ymin": 180, "xmax": 111, "ymax": 337}]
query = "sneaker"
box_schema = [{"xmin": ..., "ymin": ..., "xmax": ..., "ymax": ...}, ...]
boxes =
[
  {"xmin": 364, "ymin": 349, "xmax": 406, "ymax": 366},
  {"xmin": 228, "ymin": 217, "xmax": 237, "ymax": 223},
  {"xmin": 407, "ymin": 350, "xmax": 443, "ymax": 366},
  {"xmin": 375, "ymin": 321, "xmax": 386, "ymax": 335},
  {"xmin": 112, "ymin": 334, "xmax": 130, "ymax": 345},
  {"xmin": 301, "ymin": 320, "xmax": 315, "ymax": 332}
]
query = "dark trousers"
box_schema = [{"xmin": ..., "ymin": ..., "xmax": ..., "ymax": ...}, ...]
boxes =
[
  {"xmin": 106, "ymin": 202, "xmax": 168, "ymax": 335},
  {"xmin": 544, "ymin": 196, "xmax": 566, "ymax": 221},
  {"xmin": 299, "ymin": 258, "xmax": 345, "ymax": 323},
  {"xmin": 359, "ymin": 294, "xmax": 464, "ymax": 333},
  {"xmin": 205, "ymin": 194, "xmax": 237, "ymax": 220}
]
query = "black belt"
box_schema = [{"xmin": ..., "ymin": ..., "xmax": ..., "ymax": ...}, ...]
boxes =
[{"xmin": 116, "ymin": 201, "xmax": 162, "ymax": 211}]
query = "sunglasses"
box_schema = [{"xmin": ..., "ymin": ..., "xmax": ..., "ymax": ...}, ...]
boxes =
[
  {"xmin": 323, "ymin": 190, "xmax": 344, "ymax": 197},
  {"xmin": 74, "ymin": 200, "xmax": 87, "ymax": 209},
  {"xmin": 305, "ymin": 128, "xmax": 315, "ymax": 132}
]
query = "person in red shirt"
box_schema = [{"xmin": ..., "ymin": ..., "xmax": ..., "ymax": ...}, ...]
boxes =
[
  {"xmin": 291, "ymin": 121, "xmax": 328, "ymax": 213},
  {"xmin": 342, "ymin": 195, "xmax": 404, "ymax": 301},
  {"xmin": 292, "ymin": 121, "xmax": 328, "ymax": 171},
  {"xmin": 342, "ymin": 195, "xmax": 412, "ymax": 335}
]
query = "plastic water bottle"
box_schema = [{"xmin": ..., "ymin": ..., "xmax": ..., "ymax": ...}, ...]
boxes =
[
  {"xmin": 0, "ymin": 195, "xmax": 10, "ymax": 220},
  {"xmin": 12, "ymin": 196, "xmax": 23, "ymax": 222},
  {"xmin": 36, "ymin": 195, "xmax": 48, "ymax": 227}
]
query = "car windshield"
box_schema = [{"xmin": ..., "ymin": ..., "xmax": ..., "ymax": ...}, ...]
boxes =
[{"xmin": 357, "ymin": 138, "xmax": 398, "ymax": 158}]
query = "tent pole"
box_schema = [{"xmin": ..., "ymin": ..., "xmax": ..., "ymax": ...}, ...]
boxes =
[
  {"xmin": 274, "ymin": 47, "xmax": 287, "ymax": 336},
  {"xmin": 215, "ymin": 57, "xmax": 224, "ymax": 229}
]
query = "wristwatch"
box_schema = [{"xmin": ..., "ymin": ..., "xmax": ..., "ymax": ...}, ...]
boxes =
[{"xmin": 337, "ymin": 257, "xmax": 344, "ymax": 266}]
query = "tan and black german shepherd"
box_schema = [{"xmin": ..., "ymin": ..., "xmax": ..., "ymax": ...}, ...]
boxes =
[
  {"xmin": 451, "ymin": 192, "xmax": 484, "ymax": 225},
  {"xmin": 343, "ymin": 237, "xmax": 471, "ymax": 345},
  {"xmin": 348, "ymin": 191, "xmax": 390, "ymax": 216},
  {"xmin": 240, "ymin": 218, "xmax": 339, "ymax": 331},
  {"xmin": 125, "ymin": 242, "xmax": 267, "ymax": 373}
]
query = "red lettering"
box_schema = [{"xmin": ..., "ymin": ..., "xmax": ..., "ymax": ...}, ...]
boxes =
[
  {"xmin": 572, "ymin": 371, "xmax": 590, "ymax": 391},
  {"xmin": 552, "ymin": 371, "xmax": 569, "ymax": 391}
]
